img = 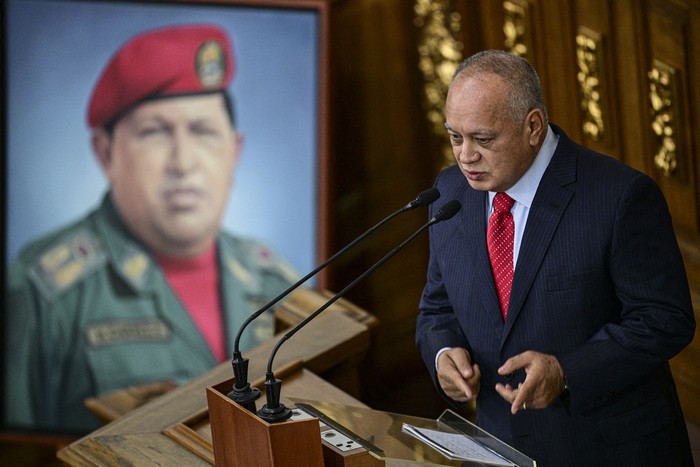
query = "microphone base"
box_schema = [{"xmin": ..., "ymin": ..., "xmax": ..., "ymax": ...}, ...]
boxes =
[
  {"xmin": 227, "ymin": 385, "xmax": 261, "ymax": 414},
  {"xmin": 257, "ymin": 403, "xmax": 293, "ymax": 423},
  {"xmin": 257, "ymin": 376, "xmax": 292, "ymax": 423}
]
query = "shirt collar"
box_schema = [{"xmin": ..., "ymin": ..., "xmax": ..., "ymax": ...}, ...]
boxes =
[{"xmin": 490, "ymin": 124, "xmax": 559, "ymax": 210}]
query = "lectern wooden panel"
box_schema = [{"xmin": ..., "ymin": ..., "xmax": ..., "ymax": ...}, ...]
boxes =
[
  {"xmin": 207, "ymin": 377, "xmax": 324, "ymax": 467},
  {"xmin": 58, "ymin": 310, "xmax": 373, "ymax": 466}
]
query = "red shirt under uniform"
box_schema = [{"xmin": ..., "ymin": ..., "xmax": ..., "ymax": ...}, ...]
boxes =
[{"xmin": 156, "ymin": 245, "xmax": 226, "ymax": 362}]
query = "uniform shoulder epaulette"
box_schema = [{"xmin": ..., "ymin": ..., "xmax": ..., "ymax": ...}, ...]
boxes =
[{"xmin": 27, "ymin": 227, "xmax": 107, "ymax": 300}]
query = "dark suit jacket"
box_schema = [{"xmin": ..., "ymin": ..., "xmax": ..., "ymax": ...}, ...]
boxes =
[{"xmin": 417, "ymin": 125, "xmax": 695, "ymax": 466}]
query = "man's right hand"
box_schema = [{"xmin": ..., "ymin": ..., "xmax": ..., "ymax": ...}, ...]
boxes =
[{"xmin": 437, "ymin": 347, "xmax": 481, "ymax": 402}]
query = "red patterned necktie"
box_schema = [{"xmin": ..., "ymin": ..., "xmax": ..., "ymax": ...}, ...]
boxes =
[{"xmin": 488, "ymin": 192, "xmax": 515, "ymax": 319}]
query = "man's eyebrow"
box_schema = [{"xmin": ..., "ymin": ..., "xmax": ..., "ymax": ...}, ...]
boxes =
[
  {"xmin": 443, "ymin": 124, "xmax": 496, "ymax": 138},
  {"xmin": 469, "ymin": 129, "xmax": 497, "ymax": 137},
  {"xmin": 131, "ymin": 114, "xmax": 169, "ymax": 124},
  {"xmin": 190, "ymin": 116, "xmax": 217, "ymax": 124}
]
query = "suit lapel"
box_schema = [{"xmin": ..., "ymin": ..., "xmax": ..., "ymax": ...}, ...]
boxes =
[{"xmin": 501, "ymin": 127, "xmax": 578, "ymax": 343}]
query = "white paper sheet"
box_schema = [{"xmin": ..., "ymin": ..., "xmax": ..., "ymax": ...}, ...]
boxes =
[{"xmin": 402, "ymin": 423, "xmax": 515, "ymax": 466}]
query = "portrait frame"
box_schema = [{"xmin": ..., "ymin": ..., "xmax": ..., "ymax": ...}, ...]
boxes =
[{"xmin": 2, "ymin": 0, "xmax": 329, "ymax": 437}]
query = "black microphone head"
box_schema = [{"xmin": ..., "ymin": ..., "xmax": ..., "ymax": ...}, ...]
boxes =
[
  {"xmin": 406, "ymin": 187, "xmax": 440, "ymax": 209},
  {"xmin": 432, "ymin": 200, "xmax": 462, "ymax": 222}
]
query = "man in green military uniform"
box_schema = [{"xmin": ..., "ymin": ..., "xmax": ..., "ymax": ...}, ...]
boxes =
[{"xmin": 4, "ymin": 25, "xmax": 299, "ymax": 435}]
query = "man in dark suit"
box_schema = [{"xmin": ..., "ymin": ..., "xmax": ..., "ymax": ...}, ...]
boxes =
[{"xmin": 416, "ymin": 50, "xmax": 695, "ymax": 466}]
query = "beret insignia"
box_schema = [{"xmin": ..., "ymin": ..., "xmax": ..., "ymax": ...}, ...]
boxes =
[{"xmin": 196, "ymin": 40, "xmax": 226, "ymax": 89}]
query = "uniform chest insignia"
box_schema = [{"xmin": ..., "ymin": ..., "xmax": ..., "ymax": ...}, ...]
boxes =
[
  {"xmin": 227, "ymin": 258, "xmax": 254, "ymax": 287},
  {"xmin": 121, "ymin": 251, "xmax": 150, "ymax": 286},
  {"xmin": 85, "ymin": 319, "xmax": 171, "ymax": 347},
  {"xmin": 28, "ymin": 229, "xmax": 106, "ymax": 299}
]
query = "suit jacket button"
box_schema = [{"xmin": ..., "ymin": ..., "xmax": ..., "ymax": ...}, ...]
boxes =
[{"xmin": 504, "ymin": 372, "xmax": 514, "ymax": 381}]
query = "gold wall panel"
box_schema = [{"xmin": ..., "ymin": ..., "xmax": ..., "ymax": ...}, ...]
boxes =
[
  {"xmin": 575, "ymin": 28, "xmax": 607, "ymax": 143},
  {"xmin": 648, "ymin": 60, "xmax": 681, "ymax": 178},
  {"xmin": 415, "ymin": 0, "xmax": 463, "ymax": 163},
  {"xmin": 503, "ymin": 0, "xmax": 530, "ymax": 57}
]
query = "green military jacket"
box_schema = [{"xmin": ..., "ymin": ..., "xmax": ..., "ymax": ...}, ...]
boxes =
[{"xmin": 4, "ymin": 194, "xmax": 299, "ymax": 434}]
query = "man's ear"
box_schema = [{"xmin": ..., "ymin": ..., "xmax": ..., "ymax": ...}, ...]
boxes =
[
  {"xmin": 91, "ymin": 128, "xmax": 112, "ymax": 172},
  {"xmin": 526, "ymin": 109, "xmax": 546, "ymax": 146}
]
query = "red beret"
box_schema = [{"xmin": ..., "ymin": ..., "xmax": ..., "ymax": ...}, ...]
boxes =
[{"xmin": 87, "ymin": 24, "xmax": 234, "ymax": 128}]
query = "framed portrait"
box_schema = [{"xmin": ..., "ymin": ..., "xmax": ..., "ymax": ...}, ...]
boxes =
[
  {"xmin": 2, "ymin": 0, "xmax": 329, "ymax": 436},
  {"xmin": 4, "ymin": 0, "xmax": 329, "ymax": 281}
]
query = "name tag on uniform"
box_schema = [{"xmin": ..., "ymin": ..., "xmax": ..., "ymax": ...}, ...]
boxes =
[{"xmin": 85, "ymin": 319, "xmax": 171, "ymax": 347}]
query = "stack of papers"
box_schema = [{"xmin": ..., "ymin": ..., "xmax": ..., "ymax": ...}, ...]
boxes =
[{"xmin": 402, "ymin": 423, "xmax": 516, "ymax": 466}]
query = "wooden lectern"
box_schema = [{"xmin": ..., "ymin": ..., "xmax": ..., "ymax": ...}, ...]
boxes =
[
  {"xmin": 57, "ymin": 285, "xmax": 527, "ymax": 466},
  {"xmin": 58, "ymin": 289, "xmax": 379, "ymax": 466}
]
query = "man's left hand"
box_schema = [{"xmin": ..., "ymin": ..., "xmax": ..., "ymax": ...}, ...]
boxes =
[{"xmin": 495, "ymin": 350, "xmax": 565, "ymax": 415}]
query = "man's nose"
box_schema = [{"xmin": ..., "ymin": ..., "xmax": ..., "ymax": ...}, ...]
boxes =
[
  {"xmin": 169, "ymin": 130, "xmax": 198, "ymax": 173},
  {"xmin": 457, "ymin": 142, "xmax": 480, "ymax": 164}
]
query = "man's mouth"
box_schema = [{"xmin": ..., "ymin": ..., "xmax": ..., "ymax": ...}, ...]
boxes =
[
  {"xmin": 465, "ymin": 170, "xmax": 484, "ymax": 181},
  {"xmin": 164, "ymin": 187, "xmax": 203, "ymax": 209}
]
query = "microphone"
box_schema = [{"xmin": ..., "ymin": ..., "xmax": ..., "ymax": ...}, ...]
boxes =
[
  {"xmin": 228, "ymin": 187, "xmax": 440, "ymax": 412},
  {"xmin": 257, "ymin": 199, "xmax": 462, "ymax": 423}
]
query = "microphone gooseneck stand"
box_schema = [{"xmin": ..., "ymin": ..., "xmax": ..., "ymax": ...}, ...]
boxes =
[
  {"xmin": 257, "ymin": 200, "xmax": 462, "ymax": 423},
  {"xmin": 228, "ymin": 188, "xmax": 441, "ymax": 412}
]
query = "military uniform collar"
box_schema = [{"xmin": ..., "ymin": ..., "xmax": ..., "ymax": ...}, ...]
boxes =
[
  {"xmin": 92, "ymin": 193, "xmax": 158, "ymax": 291},
  {"xmin": 94, "ymin": 193, "xmax": 234, "ymax": 292}
]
